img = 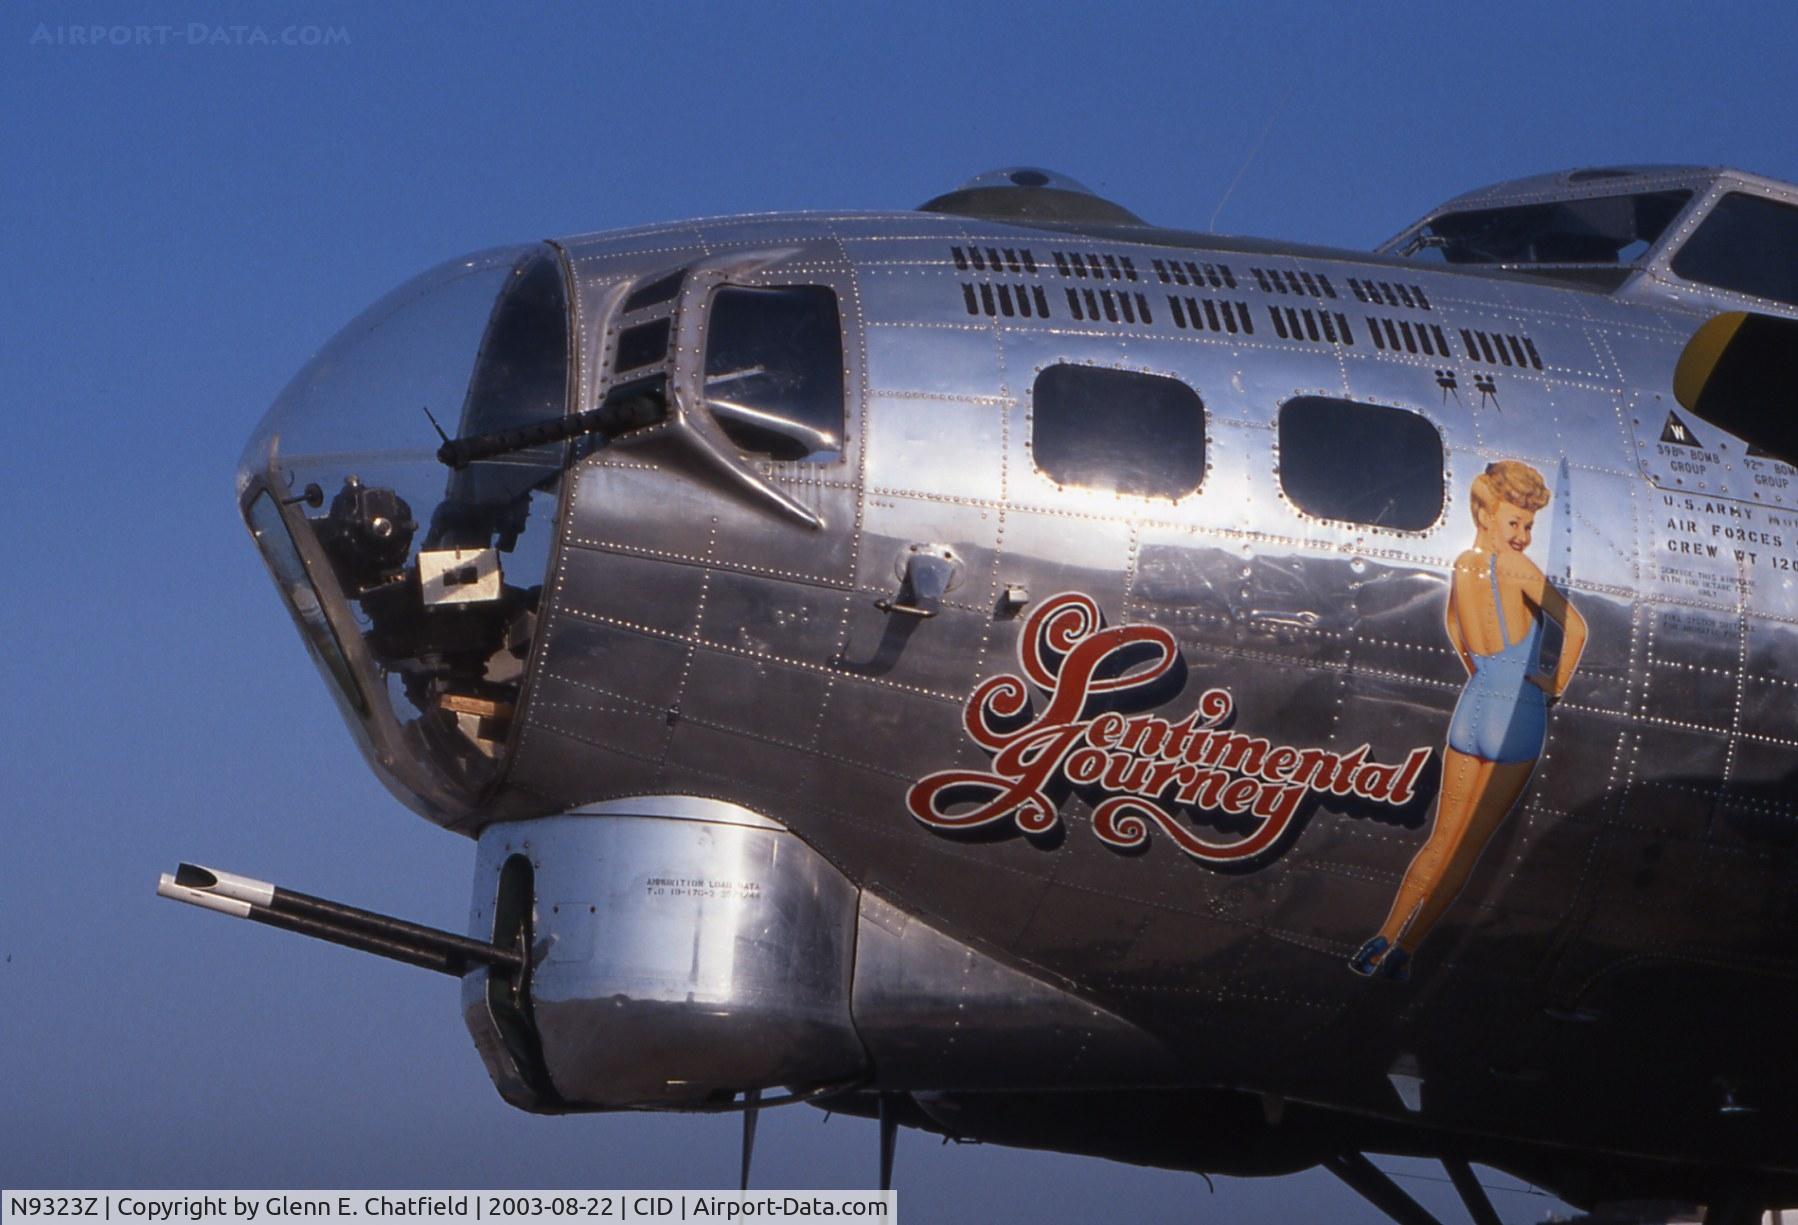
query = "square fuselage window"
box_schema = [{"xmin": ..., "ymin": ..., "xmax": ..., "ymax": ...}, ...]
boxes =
[
  {"xmin": 1277, "ymin": 397, "xmax": 1444, "ymax": 530},
  {"xmin": 1032, "ymin": 364, "xmax": 1205, "ymax": 500}
]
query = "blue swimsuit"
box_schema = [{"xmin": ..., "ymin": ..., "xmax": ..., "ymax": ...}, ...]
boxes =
[{"xmin": 1446, "ymin": 554, "xmax": 1548, "ymax": 764}]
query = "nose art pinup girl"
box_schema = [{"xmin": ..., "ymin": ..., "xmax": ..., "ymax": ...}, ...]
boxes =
[{"xmin": 1351, "ymin": 460, "xmax": 1587, "ymax": 981}]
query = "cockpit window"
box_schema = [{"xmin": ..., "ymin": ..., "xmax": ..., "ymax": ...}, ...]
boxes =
[
  {"xmin": 237, "ymin": 243, "xmax": 572, "ymax": 815},
  {"xmin": 703, "ymin": 285, "xmax": 844, "ymax": 462},
  {"xmin": 1031, "ymin": 364, "xmax": 1206, "ymax": 500},
  {"xmin": 1670, "ymin": 192, "xmax": 1798, "ymax": 307},
  {"xmin": 1399, "ymin": 191, "xmax": 1692, "ymax": 267}
]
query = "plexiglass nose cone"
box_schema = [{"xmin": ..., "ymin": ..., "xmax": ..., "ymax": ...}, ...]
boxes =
[{"xmin": 238, "ymin": 243, "xmax": 572, "ymax": 823}]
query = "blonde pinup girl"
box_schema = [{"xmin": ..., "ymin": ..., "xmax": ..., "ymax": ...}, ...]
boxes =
[{"xmin": 1351, "ymin": 460, "xmax": 1588, "ymax": 981}]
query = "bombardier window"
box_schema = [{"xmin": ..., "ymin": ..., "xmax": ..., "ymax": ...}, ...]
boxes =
[
  {"xmin": 1031, "ymin": 364, "xmax": 1205, "ymax": 500},
  {"xmin": 247, "ymin": 493, "xmax": 367, "ymax": 718},
  {"xmin": 1401, "ymin": 191, "xmax": 1692, "ymax": 266},
  {"xmin": 703, "ymin": 285, "xmax": 844, "ymax": 462},
  {"xmin": 1278, "ymin": 397, "xmax": 1443, "ymax": 530},
  {"xmin": 1670, "ymin": 192, "xmax": 1798, "ymax": 308}
]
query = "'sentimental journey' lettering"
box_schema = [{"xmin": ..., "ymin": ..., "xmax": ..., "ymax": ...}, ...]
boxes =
[{"xmin": 907, "ymin": 592, "xmax": 1431, "ymax": 867}]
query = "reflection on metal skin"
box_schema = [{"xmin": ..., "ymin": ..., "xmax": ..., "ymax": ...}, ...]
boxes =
[
  {"xmin": 464, "ymin": 804, "xmax": 865, "ymax": 1109},
  {"xmin": 850, "ymin": 892, "xmax": 1180, "ymax": 1090},
  {"xmin": 463, "ymin": 989, "xmax": 544, "ymax": 1112}
]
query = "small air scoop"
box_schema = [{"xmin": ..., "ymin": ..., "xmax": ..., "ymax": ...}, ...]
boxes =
[{"xmin": 918, "ymin": 166, "xmax": 1147, "ymax": 226}]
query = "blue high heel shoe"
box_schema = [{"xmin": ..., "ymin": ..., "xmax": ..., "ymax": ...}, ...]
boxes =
[
  {"xmin": 1348, "ymin": 936, "xmax": 1389, "ymax": 976},
  {"xmin": 1380, "ymin": 946, "xmax": 1412, "ymax": 982}
]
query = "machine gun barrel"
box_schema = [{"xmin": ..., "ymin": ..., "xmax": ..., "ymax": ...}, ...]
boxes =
[
  {"xmin": 436, "ymin": 391, "xmax": 666, "ymax": 469},
  {"xmin": 156, "ymin": 862, "xmax": 523, "ymax": 978}
]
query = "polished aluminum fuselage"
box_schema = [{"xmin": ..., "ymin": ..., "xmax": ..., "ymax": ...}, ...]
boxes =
[{"xmin": 444, "ymin": 209, "xmax": 1798, "ymax": 1173}]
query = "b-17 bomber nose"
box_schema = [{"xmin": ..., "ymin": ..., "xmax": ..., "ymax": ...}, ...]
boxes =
[{"xmin": 237, "ymin": 243, "xmax": 574, "ymax": 824}]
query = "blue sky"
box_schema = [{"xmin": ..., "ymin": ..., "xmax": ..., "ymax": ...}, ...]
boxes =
[{"xmin": 5, "ymin": 2, "xmax": 1796, "ymax": 1220}]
